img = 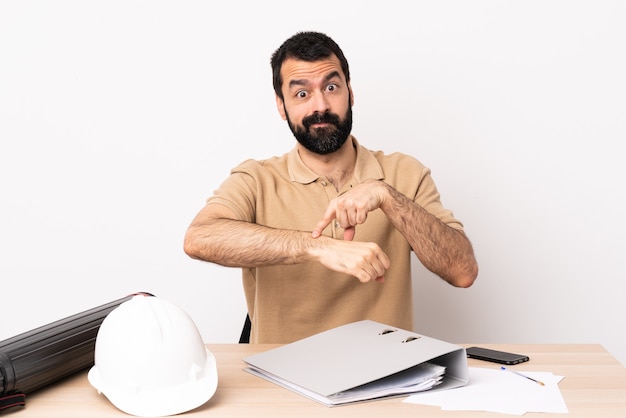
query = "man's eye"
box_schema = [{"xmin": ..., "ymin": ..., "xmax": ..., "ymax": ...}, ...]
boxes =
[
  {"xmin": 296, "ymin": 91, "xmax": 308, "ymax": 98},
  {"xmin": 326, "ymin": 83, "xmax": 338, "ymax": 92}
]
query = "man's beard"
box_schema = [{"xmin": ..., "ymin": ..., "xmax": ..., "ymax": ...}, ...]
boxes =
[{"xmin": 286, "ymin": 105, "xmax": 353, "ymax": 155}]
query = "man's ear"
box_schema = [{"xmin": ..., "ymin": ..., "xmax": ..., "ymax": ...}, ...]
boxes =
[
  {"xmin": 276, "ymin": 95, "xmax": 287, "ymax": 120},
  {"xmin": 348, "ymin": 82, "xmax": 354, "ymax": 107}
]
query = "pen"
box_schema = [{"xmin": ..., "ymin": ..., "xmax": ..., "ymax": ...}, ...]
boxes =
[{"xmin": 500, "ymin": 366, "xmax": 545, "ymax": 386}]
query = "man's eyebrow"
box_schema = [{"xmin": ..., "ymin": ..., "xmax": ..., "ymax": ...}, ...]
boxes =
[
  {"xmin": 323, "ymin": 71, "xmax": 342, "ymax": 84},
  {"xmin": 288, "ymin": 78, "xmax": 308, "ymax": 89},
  {"xmin": 288, "ymin": 71, "xmax": 342, "ymax": 89}
]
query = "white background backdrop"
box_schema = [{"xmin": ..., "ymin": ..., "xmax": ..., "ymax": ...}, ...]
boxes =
[{"xmin": 2, "ymin": 1, "xmax": 625, "ymax": 366}]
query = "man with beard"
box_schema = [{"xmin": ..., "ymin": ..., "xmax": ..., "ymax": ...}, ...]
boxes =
[{"xmin": 184, "ymin": 32, "xmax": 478, "ymax": 344}]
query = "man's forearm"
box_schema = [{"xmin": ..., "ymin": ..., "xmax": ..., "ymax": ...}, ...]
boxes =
[
  {"xmin": 381, "ymin": 184, "xmax": 478, "ymax": 287},
  {"xmin": 185, "ymin": 216, "xmax": 392, "ymax": 283},
  {"xmin": 184, "ymin": 218, "xmax": 315, "ymax": 267}
]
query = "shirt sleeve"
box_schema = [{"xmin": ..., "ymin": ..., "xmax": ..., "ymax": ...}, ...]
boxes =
[
  {"xmin": 414, "ymin": 165, "xmax": 464, "ymax": 231},
  {"xmin": 206, "ymin": 159, "xmax": 260, "ymax": 223}
]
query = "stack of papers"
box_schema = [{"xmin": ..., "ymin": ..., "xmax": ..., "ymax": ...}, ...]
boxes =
[
  {"xmin": 404, "ymin": 367, "xmax": 568, "ymax": 415},
  {"xmin": 326, "ymin": 362, "xmax": 445, "ymax": 404}
]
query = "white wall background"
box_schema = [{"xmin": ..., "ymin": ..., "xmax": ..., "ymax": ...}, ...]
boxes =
[{"xmin": 2, "ymin": 1, "xmax": 625, "ymax": 366}]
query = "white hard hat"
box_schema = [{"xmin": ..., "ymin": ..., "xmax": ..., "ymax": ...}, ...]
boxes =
[{"xmin": 88, "ymin": 295, "xmax": 218, "ymax": 417}]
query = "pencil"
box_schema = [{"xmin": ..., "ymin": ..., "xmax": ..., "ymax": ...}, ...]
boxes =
[{"xmin": 501, "ymin": 366, "xmax": 545, "ymax": 386}]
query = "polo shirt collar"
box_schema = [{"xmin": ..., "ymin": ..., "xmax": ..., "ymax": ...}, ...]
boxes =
[{"xmin": 287, "ymin": 136, "xmax": 384, "ymax": 184}]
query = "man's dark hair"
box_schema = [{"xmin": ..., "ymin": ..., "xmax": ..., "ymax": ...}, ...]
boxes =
[{"xmin": 271, "ymin": 31, "xmax": 351, "ymax": 100}]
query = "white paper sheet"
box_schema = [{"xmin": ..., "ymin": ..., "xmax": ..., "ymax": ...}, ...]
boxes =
[
  {"xmin": 328, "ymin": 362, "xmax": 445, "ymax": 403},
  {"xmin": 404, "ymin": 367, "xmax": 568, "ymax": 415}
]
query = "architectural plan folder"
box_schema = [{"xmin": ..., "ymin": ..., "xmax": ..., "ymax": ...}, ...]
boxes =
[{"xmin": 243, "ymin": 320, "xmax": 469, "ymax": 406}]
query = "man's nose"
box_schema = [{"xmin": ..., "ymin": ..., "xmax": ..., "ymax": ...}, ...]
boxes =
[{"xmin": 309, "ymin": 91, "xmax": 330, "ymax": 114}]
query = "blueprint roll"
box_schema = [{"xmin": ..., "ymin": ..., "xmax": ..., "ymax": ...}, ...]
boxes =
[{"xmin": 0, "ymin": 292, "xmax": 154, "ymax": 411}]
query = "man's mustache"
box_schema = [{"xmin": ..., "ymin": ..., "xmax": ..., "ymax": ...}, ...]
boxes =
[{"xmin": 302, "ymin": 112, "xmax": 340, "ymax": 129}]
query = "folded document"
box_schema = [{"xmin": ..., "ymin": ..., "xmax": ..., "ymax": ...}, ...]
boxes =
[{"xmin": 243, "ymin": 320, "xmax": 468, "ymax": 406}]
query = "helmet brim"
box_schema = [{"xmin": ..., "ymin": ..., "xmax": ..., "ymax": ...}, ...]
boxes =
[{"xmin": 88, "ymin": 348, "xmax": 218, "ymax": 417}]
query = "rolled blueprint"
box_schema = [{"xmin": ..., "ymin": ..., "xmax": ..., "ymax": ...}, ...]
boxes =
[{"xmin": 0, "ymin": 292, "xmax": 153, "ymax": 410}]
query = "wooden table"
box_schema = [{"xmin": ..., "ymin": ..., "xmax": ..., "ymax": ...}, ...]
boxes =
[{"xmin": 12, "ymin": 344, "xmax": 626, "ymax": 417}]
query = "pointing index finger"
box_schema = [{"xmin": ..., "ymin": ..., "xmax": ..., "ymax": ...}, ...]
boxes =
[{"xmin": 312, "ymin": 202, "xmax": 337, "ymax": 238}]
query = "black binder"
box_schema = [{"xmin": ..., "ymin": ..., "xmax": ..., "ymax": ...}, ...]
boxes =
[{"xmin": 0, "ymin": 292, "xmax": 153, "ymax": 411}]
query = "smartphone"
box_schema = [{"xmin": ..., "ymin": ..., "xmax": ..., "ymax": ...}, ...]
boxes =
[{"xmin": 466, "ymin": 346, "xmax": 529, "ymax": 365}]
